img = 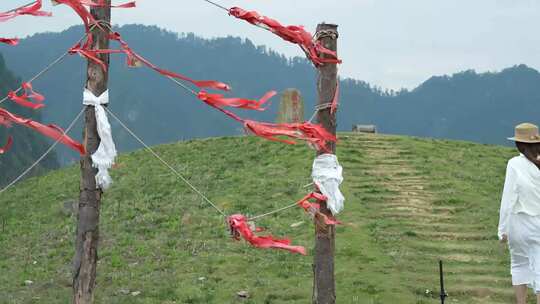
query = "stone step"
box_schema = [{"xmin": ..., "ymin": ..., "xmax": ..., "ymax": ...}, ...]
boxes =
[
  {"xmin": 407, "ymin": 240, "xmax": 498, "ymax": 254},
  {"xmin": 402, "ymin": 262, "xmax": 507, "ymax": 276},
  {"xmin": 398, "ymin": 221, "xmax": 488, "ymax": 231},
  {"xmin": 378, "ymin": 230, "xmax": 490, "ymax": 241},
  {"xmin": 414, "ymin": 230, "xmax": 489, "ymax": 241},
  {"xmin": 377, "ymin": 212, "xmax": 453, "ymax": 221}
]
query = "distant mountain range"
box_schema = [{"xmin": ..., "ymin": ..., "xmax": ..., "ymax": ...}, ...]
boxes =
[{"xmin": 1, "ymin": 24, "xmax": 539, "ymax": 167}]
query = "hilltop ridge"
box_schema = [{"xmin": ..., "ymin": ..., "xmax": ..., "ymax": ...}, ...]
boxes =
[{"xmin": 0, "ymin": 133, "xmax": 517, "ymax": 303}]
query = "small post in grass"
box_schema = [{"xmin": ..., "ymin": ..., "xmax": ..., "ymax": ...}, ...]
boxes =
[{"xmin": 439, "ymin": 260, "xmax": 448, "ymax": 304}]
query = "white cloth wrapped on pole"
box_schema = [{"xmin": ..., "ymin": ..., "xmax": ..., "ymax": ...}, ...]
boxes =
[
  {"xmin": 83, "ymin": 89, "xmax": 117, "ymax": 190},
  {"xmin": 312, "ymin": 154, "xmax": 344, "ymax": 215}
]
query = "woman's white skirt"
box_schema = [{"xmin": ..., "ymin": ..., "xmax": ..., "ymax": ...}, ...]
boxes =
[{"xmin": 508, "ymin": 212, "xmax": 540, "ymax": 292}]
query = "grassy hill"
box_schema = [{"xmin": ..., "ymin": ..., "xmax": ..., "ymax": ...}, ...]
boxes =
[{"xmin": 0, "ymin": 133, "xmax": 520, "ymax": 303}]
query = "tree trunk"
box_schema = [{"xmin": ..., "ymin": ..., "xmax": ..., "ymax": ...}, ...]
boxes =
[
  {"xmin": 72, "ymin": 2, "xmax": 111, "ymax": 303},
  {"xmin": 313, "ymin": 23, "xmax": 339, "ymax": 304}
]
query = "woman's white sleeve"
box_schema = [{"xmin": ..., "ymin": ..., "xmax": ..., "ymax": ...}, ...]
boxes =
[{"xmin": 498, "ymin": 161, "xmax": 518, "ymax": 239}]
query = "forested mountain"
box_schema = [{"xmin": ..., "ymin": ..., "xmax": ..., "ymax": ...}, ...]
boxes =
[
  {"xmin": 1, "ymin": 24, "xmax": 538, "ymax": 166},
  {"xmin": 0, "ymin": 55, "xmax": 58, "ymax": 186}
]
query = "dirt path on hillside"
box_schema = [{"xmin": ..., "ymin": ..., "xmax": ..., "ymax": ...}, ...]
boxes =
[{"xmin": 342, "ymin": 134, "xmax": 512, "ymax": 304}]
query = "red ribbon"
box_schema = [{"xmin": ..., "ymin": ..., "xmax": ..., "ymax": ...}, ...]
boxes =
[
  {"xmin": 0, "ymin": 108, "xmax": 85, "ymax": 155},
  {"xmin": 52, "ymin": 0, "xmax": 98, "ymax": 30},
  {"xmin": 69, "ymin": 32, "xmax": 231, "ymax": 92},
  {"xmin": 0, "ymin": 0, "xmax": 51, "ymax": 22},
  {"xmin": 243, "ymin": 120, "xmax": 337, "ymax": 153},
  {"xmin": 228, "ymin": 214, "xmax": 306, "ymax": 255},
  {"xmin": 297, "ymin": 192, "xmax": 340, "ymax": 225},
  {"xmin": 0, "ymin": 136, "xmax": 13, "ymax": 154},
  {"xmin": 229, "ymin": 7, "xmax": 341, "ymax": 66},
  {"xmin": 191, "ymin": 94, "xmax": 337, "ymax": 152},
  {"xmin": 8, "ymin": 82, "xmax": 45, "ymax": 110},
  {"xmin": 197, "ymin": 90, "xmax": 276, "ymax": 111},
  {"xmin": 109, "ymin": 32, "xmax": 230, "ymax": 91},
  {"xmin": 116, "ymin": 32, "xmax": 231, "ymax": 91},
  {"xmin": 0, "ymin": 38, "xmax": 20, "ymax": 46}
]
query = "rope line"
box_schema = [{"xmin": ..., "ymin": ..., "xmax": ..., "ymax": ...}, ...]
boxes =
[
  {"xmin": 248, "ymin": 201, "xmax": 298, "ymax": 221},
  {"xmin": 104, "ymin": 106, "xmax": 228, "ymax": 217},
  {"xmin": 166, "ymin": 76, "xmax": 198, "ymax": 96},
  {"xmin": 307, "ymin": 109, "xmax": 318, "ymax": 123},
  {"xmin": 0, "ymin": 108, "xmax": 84, "ymax": 195},
  {"xmin": 200, "ymin": 0, "xmax": 229, "ymax": 12},
  {"xmin": 314, "ymin": 102, "xmax": 333, "ymax": 111},
  {"xmin": 2, "ymin": 1, "xmax": 36, "ymax": 14},
  {"xmin": 0, "ymin": 34, "xmax": 88, "ymax": 106},
  {"xmin": 198, "ymin": 0, "xmax": 278, "ymax": 33},
  {"xmin": 106, "ymin": 101, "xmax": 307, "ymax": 222}
]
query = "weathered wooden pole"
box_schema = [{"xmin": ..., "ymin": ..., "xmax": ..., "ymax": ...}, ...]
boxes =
[
  {"xmin": 72, "ymin": 2, "xmax": 111, "ymax": 303},
  {"xmin": 313, "ymin": 23, "xmax": 339, "ymax": 304}
]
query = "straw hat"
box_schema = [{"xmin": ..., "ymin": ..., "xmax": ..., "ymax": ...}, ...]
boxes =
[{"xmin": 508, "ymin": 123, "xmax": 540, "ymax": 143}]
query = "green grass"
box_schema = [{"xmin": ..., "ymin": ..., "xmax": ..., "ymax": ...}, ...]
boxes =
[{"xmin": 0, "ymin": 133, "xmax": 522, "ymax": 303}]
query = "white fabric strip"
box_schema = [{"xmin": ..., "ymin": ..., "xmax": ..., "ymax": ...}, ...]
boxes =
[
  {"xmin": 83, "ymin": 89, "xmax": 117, "ymax": 190},
  {"xmin": 312, "ymin": 154, "xmax": 345, "ymax": 215}
]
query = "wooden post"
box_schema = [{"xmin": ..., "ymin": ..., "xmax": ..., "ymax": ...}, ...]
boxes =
[
  {"xmin": 72, "ymin": 2, "xmax": 111, "ymax": 304},
  {"xmin": 313, "ymin": 23, "xmax": 338, "ymax": 304}
]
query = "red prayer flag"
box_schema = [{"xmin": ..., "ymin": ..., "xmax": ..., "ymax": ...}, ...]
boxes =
[
  {"xmin": 52, "ymin": 0, "xmax": 97, "ymax": 30},
  {"xmin": 0, "ymin": 0, "xmax": 51, "ymax": 22},
  {"xmin": 69, "ymin": 32, "xmax": 231, "ymax": 92},
  {"xmin": 0, "ymin": 108, "xmax": 85, "ymax": 155},
  {"xmin": 297, "ymin": 192, "xmax": 340, "ymax": 226},
  {"xmin": 0, "ymin": 38, "xmax": 20, "ymax": 46},
  {"xmin": 197, "ymin": 90, "xmax": 276, "ymax": 111},
  {"xmin": 229, "ymin": 7, "xmax": 341, "ymax": 66},
  {"xmin": 8, "ymin": 82, "xmax": 45, "ymax": 110},
  {"xmin": 243, "ymin": 120, "xmax": 337, "ymax": 153},
  {"xmin": 0, "ymin": 136, "xmax": 13, "ymax": 154},
  {"xmin": 228, "ymin": 214, "xmax": 306, "ymax": 255},
  {"xmin": 109, "ymin": 32, "xmax": 231, "ymax": 91}
]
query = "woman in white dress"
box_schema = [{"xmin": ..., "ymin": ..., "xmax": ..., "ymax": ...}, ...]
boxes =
[{"xmin": 499, "ymin": 123, "xmax": 540, "ymax": 304}]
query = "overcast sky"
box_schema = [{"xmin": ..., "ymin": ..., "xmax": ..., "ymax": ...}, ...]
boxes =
[{"xmin": 1, "ymin": 0, "xmax": 539, "ymax": 89}]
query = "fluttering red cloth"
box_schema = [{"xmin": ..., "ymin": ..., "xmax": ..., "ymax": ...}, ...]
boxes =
[
  {"xmin": 0, "ymin": 136, "xmax": 13, "ymax": 154},
  {"xmin": 228, "ymin": 214, "xmax": 306, "ymax": 255},
  {"xmin": 243, "ymin": 120, "xmax": 337, "ymax": 153},
  {"xmin": 60, "ymin": 1, "xmax": 335, "ymax": 153},
  {"xmin": 297, "ymin": 192, "xmax": 340, "ymax": 225},
  {"xmin": 197, "ymin": 90, "xmax": 276, "ymax": 111},
  {"xmin": 0, "ymin": 38, "xmax": 20, "ymax": 46},
  {"xmin": 193, "ymin": 100, "xmax": 336, "ymax": 152},
  {"xmin": 110, "ymin": 32, "xmax": 231, "ymax": 91},
  {"xmin": 0, "ymin": 108, "xmax": 85, "ymax": 155},
  {"xmin": 0, "ymin": 0, "xmax": 51, "ymax": 22},
  {"xmin": 8, "ymin": 83, "xmax": 45, "ymax": 110},
  {"xmin": 229, "ymin": 7, "xmax": 341, "ymax": 66},
  {"xmin": 68, "ymin": 31, "xmax": 231, "ymax": 92},
  {"xmin": 52, "ymin": 0, "xmax": 97, "ymax": 30}
]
